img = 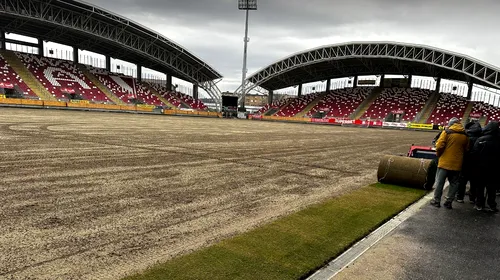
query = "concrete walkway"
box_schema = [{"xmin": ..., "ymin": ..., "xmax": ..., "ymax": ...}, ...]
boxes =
[{"xmin": 332, "ymin": 196, "xmax": 500, "ymax": 279}]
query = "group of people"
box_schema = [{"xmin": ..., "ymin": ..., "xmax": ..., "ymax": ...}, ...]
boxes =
[{"xmin": 431, "ymin": 117, "xmax": 500, "ymax": 212}]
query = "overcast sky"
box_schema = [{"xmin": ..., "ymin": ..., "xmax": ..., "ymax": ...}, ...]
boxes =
[{"xmin": 83, "ymin": 0, "xmax": 500, "ymax": 93}]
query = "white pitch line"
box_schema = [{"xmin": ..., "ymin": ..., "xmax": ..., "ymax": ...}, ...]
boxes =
[{"xmin": 307, "ymin": 186, "xmax": 440, "ymax": 280}]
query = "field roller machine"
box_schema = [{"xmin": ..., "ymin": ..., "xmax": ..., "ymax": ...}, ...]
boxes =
[{"xmin": 377, "ymin": 145, "xmax": 438, "ymax": 190}]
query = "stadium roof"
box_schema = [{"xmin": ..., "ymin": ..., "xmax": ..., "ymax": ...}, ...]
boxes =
[
  {"xmin": 0, "ymin": 0, "xmax": 223, "ymax": 103},
  {"xmin": 239, "ymin": 41, "xmax": 500, "ymax": 93}
]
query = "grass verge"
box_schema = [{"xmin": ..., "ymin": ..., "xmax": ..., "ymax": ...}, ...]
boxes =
[{"xmin": 124, "ymin": 183, "xmax": 427, "ymax": 280}]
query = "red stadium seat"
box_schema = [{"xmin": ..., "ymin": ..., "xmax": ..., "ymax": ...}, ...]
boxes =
[
  {"xmin": 16, "ymin": 53, "xmax": 110, "ymax": 102},
  {"xmin": 427, "ymin": 92, "xmax": 469, "ymax": 125},
  {"xmin": 275, "ymin": 92, "xmax": 322, "ymax": 117},
  {"xmin": 308, "ymin": 88, "xmax": 372, "ymax": 118},
  {"xmin": 0, "ymin": 53, "xmax": 37, "ymax": 99},
  {"xmin": 362, "ymin": 88, "xmax": 431, "ymax": 121}
]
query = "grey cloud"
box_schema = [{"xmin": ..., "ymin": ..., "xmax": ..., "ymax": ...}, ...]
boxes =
[{"xmin": 84, "ymin": 0, "xmax": 500, "ymax": 92}]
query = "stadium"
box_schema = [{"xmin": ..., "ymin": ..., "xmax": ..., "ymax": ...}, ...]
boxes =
[{"xmin": 1, "ymin": 0, "xmax": 500, "ymax": 280}]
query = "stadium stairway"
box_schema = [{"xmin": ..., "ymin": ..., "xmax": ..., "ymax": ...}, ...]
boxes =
[
  {"xmin": 142, "ymin": 82, "xmax": 176, "ymax": 109},
  {"xmin": 350, "ymin": 87, "xmax": 382, "ymax": 120},
  {"xmin": 272, "ymin": 98, "xmax": 294, "ymax": 116},
  {"xmin": 461, "ymin": 101, "xmax": 475, "ymax": 124},
  {"xmin": 415, "ymin": 91, "xmax": 440, "ymax": 123},
  {"xmin": 78, "ymin": 65, "xmax": 126, "ymax": 105},
  {"xmin": 265, "ymin": 107, "xmax": 279, "ymax": 116},
  {"xmin": 295, "ymin": 91, "xmax": 328, "ymax": 117},
  {"xmin": 1, "ymin": 50, "xmax": 55, "ymax": 101}
]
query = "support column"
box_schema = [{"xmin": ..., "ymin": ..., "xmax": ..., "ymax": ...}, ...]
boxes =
[
  {"xmin": 353, "ymin": 76, "xmax": 358, "ymax": 88},
  {"xmin": 0, "ymin": 30, "xmax": 5, "ymax": 50},
  {"xmin": 467, "ymin": 80, "xmax": 473, "ymax": 100},
  {"xmin": 73, "ymin": 47, "xmax": 79, "ymax": 64},
  {"xmin": 38, "ymin": 39, "xmax": 44, "ymax": 56},
  {"xmin": 326, "ymin": 79, "xmax": 332, "ymax": 91},
  {"xmin": 105, "ymin": 56, "xmax": 111, "ymax": 71},
  {"xmin": 268, "ymin": 90, "xmax": 274, "ymax": 105},
  {"xmin": 435, "ymin": 77, "xmax": 442, "ymax": 93},
  {"xmin": 193, "ymin": 84, "xmax": 199, "ymax": 100},
  {"xmin": 137, "ymin": 65, "xmax": 142, "ymax": 83},
  {"xmin": 408, "ymin": 75, "xmax": 413, "ymax": 88},
  {"xmin": 379, "ymin": 74, "xmax": 385, "ymax": 88},
  {"xmin": 298, "ymin": 84, "xmax": 303, "ymax": 98},
  {"xmin": 166, "ymin": 75, "xmax": 173, "ymax": 91}
]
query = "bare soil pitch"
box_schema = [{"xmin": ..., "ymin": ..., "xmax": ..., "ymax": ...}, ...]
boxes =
[{"xmin": 0, "ymin": 108, "xmax": 433, "ymax": 279}]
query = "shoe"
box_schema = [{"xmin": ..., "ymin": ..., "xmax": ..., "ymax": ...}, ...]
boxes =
[
  {"xmin": 430, "ymin": 200, "xmax": 441, "ymax": 208},
  {"xmin": 456, "ymin": 199, "xmax": 464, "ymax": 203},
  {"xmin": 443, "ymin": 201, "xmax": 453, "ymax": 209},
  {"xmin": 486, "ymin": 207, "xmax": 499, "ymax": 213},
  {"xmin": 475, "ymin": 205, "xmax": 483, "ymax": 211}
]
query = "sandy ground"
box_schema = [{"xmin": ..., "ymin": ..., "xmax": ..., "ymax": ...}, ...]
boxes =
[{"xmin": 0, "ymin": 108, "xmax": 433, "ymax": 280}]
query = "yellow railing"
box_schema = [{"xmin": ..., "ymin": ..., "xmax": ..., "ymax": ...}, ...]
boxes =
[{"xmin": 0, "ymin": 98, "xmax": 221, "ymax": 117}]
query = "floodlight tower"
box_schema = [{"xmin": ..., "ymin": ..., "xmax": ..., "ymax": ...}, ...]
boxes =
[{"xmin": 238, "ymin": 0, "xmax": 257, "ymax": 111}]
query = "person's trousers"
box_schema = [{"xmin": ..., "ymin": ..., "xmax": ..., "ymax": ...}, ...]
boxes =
[
  {"xmin": 433, "ymin": 168, "xmax": 460, "ymax": 203},
  {"xmin": 457, "ymin": 173, "xmax": 478, "ymax": 201},
  {"xmin": 476, "ymin": 177, "xmax": 497, "ymax": 209}
]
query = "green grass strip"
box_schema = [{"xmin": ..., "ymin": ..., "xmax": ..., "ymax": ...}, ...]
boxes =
[{"xmin": 124, "ymin": 183, "xmax": 426, "ymax": 280}]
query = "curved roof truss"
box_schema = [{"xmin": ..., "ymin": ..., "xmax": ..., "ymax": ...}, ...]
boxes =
[
  {"xmin": 237, "ymin": 42, "xmax": 500, "ymax": 94},
  {"xmin": 0, "ymin": 0, "xmax": 222, "ymax": 106}
]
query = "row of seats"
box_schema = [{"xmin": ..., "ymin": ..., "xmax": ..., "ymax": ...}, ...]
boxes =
[
  {"xmin": 257, "ymin": 98, "xmax": 289, "ymax": 114},
  {"xmin": 90, "ymin": 67, "xmax": 135, "ymax": 104},
  {"xmin": 90, "ymin": 67, "xmax": 165, "ymax": 106},
  {"xmin": 0, "ymin": 54, "xmax": 37, "ymax": 98},
  {"xmin": 149, "ymin": 83, "xmax": 185, "ymax": 108},
  {"xmin": 275, "ymin": 92, "xmax": 322, "ymax": 117},
  {"xmin": 427, "ymin": 92, "xmax": 469, "ymax": 125},
  {"xmin": 3, "ymin": 52, "xmax": 206, "ymax": 109},
  {"xmin": 362, "ymin": 88, "xmax": 431, "ymax": 121},
  {"xmin": 469, "ymin": 102, "xmax": 500, "ymax": 123},
  {"xmin": 135, "ymin": 83, "xmax": 165, "ymax": 106},
  {"xmin": 307, "ymin": 88, "xmax": 372, "ymax": 118},
  {"xmin": 17, "ymin": 53, "xmax": 110, "ymax": 103},
  {"xmin": 172, "ymin": 91, "xmax": 207, "ymax": 110},
  {"xmin": 258, "ymin": 87, "xmax": 496, "ymax": 125},
  {"xmin": 89, "ymin": 66, "xmax": 203, "ymax": 109}
]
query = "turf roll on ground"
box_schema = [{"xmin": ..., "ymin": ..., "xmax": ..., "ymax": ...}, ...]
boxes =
[{"xmin": 377, "ymin": 155, "xmax": 432, "ymax": 189}]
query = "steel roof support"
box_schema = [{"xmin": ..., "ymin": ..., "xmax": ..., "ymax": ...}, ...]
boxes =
[
  {"xmin": 467, "ymin": 81, "xmax": 474, "ymax": 100},
  {"xmin": 240, "ymin": 42, "xmax": 500, "ymax": 94},
  {"xmin": 0, "ymin": 0, "xmax": 223, "ymax": 108}
]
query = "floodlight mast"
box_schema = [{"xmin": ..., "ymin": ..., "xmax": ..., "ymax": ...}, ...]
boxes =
[{"xmin": 238, "ymin": 0, "xmax": 257, "ymax": 112}]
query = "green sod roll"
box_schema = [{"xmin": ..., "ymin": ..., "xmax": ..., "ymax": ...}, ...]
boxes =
[{"xmin": 377, "ymin": 155, "xmax": 433, "ymax": 190}]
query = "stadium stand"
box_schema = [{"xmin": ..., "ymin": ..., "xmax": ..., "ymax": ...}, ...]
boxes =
[
  {"xmin": 90, "ymin": 68, "xmax": 135, "ymax": 104},
  {"xmin": 427, "ymin": 92, "xmax": 469, "ymax": 125},
  {"xmin": 135, "ymin": 82, "xmax": 166, "ymax": 106},
  {"xmin": 306, "ymin": 88, "xmax": 372, "ymax": 118},
  {"xmin": 257, "ymin": 98, "xmax": 289, "ymax": 115},
  {"xmin": 149, "ymin": 83, "xmax": 186, "ymax": 109},
  {"xmin": 362, "ymin": 88, "xmax": 432, "ymax": 121},
  {"xmin": 172, "ymin": 91, "xmax": 207, "ymax": 110},
  {"xmin": 0, "ymin": 53, "xmax": 36, "ymax": 99},
  {"xmin": 16, "ymin": 53, "xmax": 111, "ymax": 102},
  {"xmin": 469, "ymin": 101, "xmax": 500, "ymax": 123},
  {"xmin": 275, "ymin": 92, "xmax": 321, "ymax": 117}
]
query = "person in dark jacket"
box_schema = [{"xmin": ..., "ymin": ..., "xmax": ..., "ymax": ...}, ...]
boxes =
[
  {"xmin": 456, "ymin": 121, "xmax": 482, "ymax": 203},
  {"xmin": 470, "ymin": 121, "xmax": 500, "ymax": 212}
]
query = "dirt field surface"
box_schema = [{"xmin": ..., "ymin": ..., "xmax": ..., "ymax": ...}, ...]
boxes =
[{"xmin": 0, "ymin": 108, "xmax": 433, "ymax": 280}]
